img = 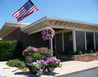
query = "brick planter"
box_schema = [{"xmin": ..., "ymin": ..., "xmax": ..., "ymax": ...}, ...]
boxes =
[{"xmin": 64, "ymin": 52, "xmax": 98, "ymax": 62}]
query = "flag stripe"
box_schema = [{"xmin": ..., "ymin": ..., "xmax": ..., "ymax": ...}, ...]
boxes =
[
  {"xmin": 13, "ymin": 7, "xmax": 25, "ymax": 17},
  {"xmin": 14, "ymin": 7, "xmax": 26, "ymax": 18},
  {"xmin": 13, "ymin": 7, "xmax": 26, "ymax": 19},
  {"xmin": 15, "ymin": 8, "xmax": 27, "ymax": 19},
  {"xmin": 17, "ymin": 9, "xmax": 28, "ymax": 20},
  {"xmin": 26, "ymin": 6, "xmax": 37, "ymax": 15},
  {"xmin": 13, "ymin": 7, "xmax": 24, "ymax": 16}
]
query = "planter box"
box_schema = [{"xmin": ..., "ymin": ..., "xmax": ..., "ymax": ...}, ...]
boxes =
[
  {"xmin": 74, "ymin": 52, "xmax": 98, "ymax": 61},
  {"xmin": 62, "ymin": 52, "xmax": 98, "ymax": 62}
]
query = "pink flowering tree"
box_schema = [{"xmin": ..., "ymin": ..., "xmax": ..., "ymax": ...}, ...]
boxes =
[{"xmin": 42, "ymin": 27, "xmax": 55, "ymax": 41}]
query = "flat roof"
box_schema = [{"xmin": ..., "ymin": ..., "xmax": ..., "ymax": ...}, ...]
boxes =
[{"xmin": 0, "ymin": 16, "xmax": 98, "ymax": 38}]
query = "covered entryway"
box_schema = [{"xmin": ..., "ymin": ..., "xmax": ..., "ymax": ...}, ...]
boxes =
[{"xmin": 21, "ymin": 16, "xmax": 98, "ymax": 57}]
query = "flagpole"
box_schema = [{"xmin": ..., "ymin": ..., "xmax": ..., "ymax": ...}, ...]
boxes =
[{"xmin": 38, "ymin": 10, "xmax": 46, "ymax": 17}]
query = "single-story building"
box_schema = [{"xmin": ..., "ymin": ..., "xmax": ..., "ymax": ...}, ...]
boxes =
[{"xmin": 0, "ymin": 16, "xmax": 98, "ymax": 56}]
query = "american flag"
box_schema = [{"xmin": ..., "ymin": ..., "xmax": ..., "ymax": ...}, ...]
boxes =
[{"xmin": 12, "ymin": 0, "xmax": 38, "ymax": 22}]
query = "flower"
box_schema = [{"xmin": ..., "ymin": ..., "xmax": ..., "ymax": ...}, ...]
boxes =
[
  {"xmin": 46, "ymin": 57, "xmax": 62, "ymax": 68},
  {"xmin": 40, "ymin": 60, "xmax": 48, "ymax": 66},
  {"xmin": 31, "ymin": 62, "xmax": 41, "ymax": 71},
  {"xmin": 38, "ymin": 47, "xmax": 53, "ymax": 57},
  {"xmin": 31, "ymin": 61, "xmax": 46, "ymax": 71},
  {"xmin": 22, "ymin": 46, "xmax": 38, "ymax": 56},
  {"xmin": 32, "ymin": 47, "xmax": 38, "ymax": 52},
  {"xmin": 46, "ymin": 56, "xmax": 56, "ymax": 63},
  {"xmin": 42, "ymin": 27, "xmax": 55, "ymax": 41},
  {"xmin": 36, "ymin": 57, "xmax": 62, "ymax": 69}
]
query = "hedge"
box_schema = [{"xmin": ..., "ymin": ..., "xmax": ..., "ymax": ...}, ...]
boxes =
[{"xmin": 0, "ymin": 40, "xmax": 23, "ymax": 61}]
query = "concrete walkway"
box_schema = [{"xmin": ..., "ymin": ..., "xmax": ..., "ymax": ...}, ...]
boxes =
[{"xmin": 0, "ymin": 61, "xmax": 98, "ymax": 77}]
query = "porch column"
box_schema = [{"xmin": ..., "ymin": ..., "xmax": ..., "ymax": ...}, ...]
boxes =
[
  {"xmin": 62, "ymin": 32, "xmax": 64, "ymax": 52},
  {"xmin": 50, "ymin": 39, "xmax": 53, "ymax": 50},
  {"xmin": 84, "ymin": 32, "xmax": 87, "ymax": 50},
  {"xmin": 49, "ymin": 39, "xmax": 53, "ymax": 56},
  {"xmin": 93, "ymin": 32, "xmax": 96, "ymax": 50},
  {"xmin": 72, "ymin": 30, "xmax": 76, "ymax": 52}
]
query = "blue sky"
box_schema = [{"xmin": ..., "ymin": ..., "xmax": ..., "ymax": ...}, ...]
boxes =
[{"xmin": 0, "ymin": 0, "xmax": 98, "ymax": 29}]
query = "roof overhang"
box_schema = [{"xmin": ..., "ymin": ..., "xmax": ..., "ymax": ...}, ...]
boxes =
[
  {"xmin": 22, "ymin": 16, "xmax": 98, "ymax": 35},
  {"xmin": 0, "ymin": 22, "xmax": 30, "ymax": 38},
  {"xmin": 1, "ymin": 17, "xmax": 98, "ymax": 38}
]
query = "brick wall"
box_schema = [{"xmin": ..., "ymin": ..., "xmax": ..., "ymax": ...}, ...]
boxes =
[
  {"xmin": 74, "ymin": 53, "xmax": 98, "ymax": 61},
  {"xmin": 3, "ymin": 28, "xmax": 49, "ymax": 49},
  {"xmin": 62, "ymin": 52, "xmax": 98, "ymax": 62}
]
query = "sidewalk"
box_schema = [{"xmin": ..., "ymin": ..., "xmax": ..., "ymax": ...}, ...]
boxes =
[{"xmin": 0, "ymin": 61, "xmax": 98, "ymax": 77}]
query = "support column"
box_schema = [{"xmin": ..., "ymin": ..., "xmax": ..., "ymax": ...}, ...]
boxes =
[
  {"xmin": 50, "ymin": 39, "xmax": 53, "ymax": 50},
  {"xmin": 72, "ymin": 30, "xmax": 76, "ymax": 52},
  {"xmin": 93, "ymin": 32, "xmax": 96, "ymax": 50},
  {"xmin": 49, "ymin": 39, "xmax": 53, "ymax": 56},
  {"xmin": 62, "ymin": 32, "xmax": 64, "ymax": 52},
  {"xmin": 84, "ymin": 32, "xmax": 87, "ymax": 50}
]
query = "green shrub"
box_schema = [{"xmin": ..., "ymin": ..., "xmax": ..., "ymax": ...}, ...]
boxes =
[
  {"xmin": 62, "ymin": 51, "xmax": 75, "ymax": 55},
  {"xmin": 89, "ymin": 50, "xmax": 94, "ymax": 53},
  {"xmin": 0, "ymin": 40, "xmax": 22, "ymax": 61},
  {"xmin": 86, "ymin": 50, "xmax": 95, "ymax": 53},
  {"xmin": 63, "ymin": 50, "xmax": 97, "ymax": 55},
  {"xmin": 6, "ymin": 58, "xmax": 26, "ymax": 67},
  {"xmin": 78, "ymin": 51, "xmax": 83, "ymax": 55}
]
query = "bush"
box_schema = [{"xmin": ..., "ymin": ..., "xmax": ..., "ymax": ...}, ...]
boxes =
[
  {"xmin": 78, "ymin": 51, "xmax": 83, "ymax": 55},
  {"xmin": 0, "ymin": 40, "xmax": 22, "ymax": 61},
  {"xmin": 62, "ymin": 51, "xmax": 75, "ymax": 55},
  {"xmin": 63, "ymin": 50, "xmax": 97, "ymax": 55},
  {"xmin": 6, "ymin": 58, "xmax": 26, "ymax": 67}
]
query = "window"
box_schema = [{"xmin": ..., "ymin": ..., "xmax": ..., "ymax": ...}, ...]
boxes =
[
  {"xmin": 64, "ymin": 31, "xmax": 73, "ymax": 51},
  {"xmin": 86, "ymin": 32, "xmax": 94, "ymax": 50},
  {"xmin": 76, "ymin": 31, "xmax": 85, "ymax": 51},
  {"xmin": 95, "ymin": 32, "xmax": 98, "ymax": 50}
]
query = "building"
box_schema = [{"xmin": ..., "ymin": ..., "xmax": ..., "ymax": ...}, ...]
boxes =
[{"xmin": 0, "ymin": 16, "xmax": 98, "ymax": 56}]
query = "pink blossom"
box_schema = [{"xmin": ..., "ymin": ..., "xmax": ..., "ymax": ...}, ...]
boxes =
[
  {"xmin": 36, "ymin": 60, "xmax": 41, "ymax": 63},
  {"xmin": 32, "ymin": 47, "xmax": 38, "ymax": 52},
  {"xmin": 40, "ymin": 60, "xmax": 48, "ymax": 65},
  {"xmin": 46, "ymin": 57, "xmax": 56, "ymax": 63},
  {"xmin": 22, "ymin": 49, "xmax": 27, "ymax": 55},
  {"xmin": 42, "ymin": 27, "xmax": 55, "ymax": 41},
  {"xmin": 22, "ymin": 46, "xmax": 38, "ymax": 56},
  {"xmin": 27, "ymin": 48, "xmax": 30, "ymax": 51}
]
